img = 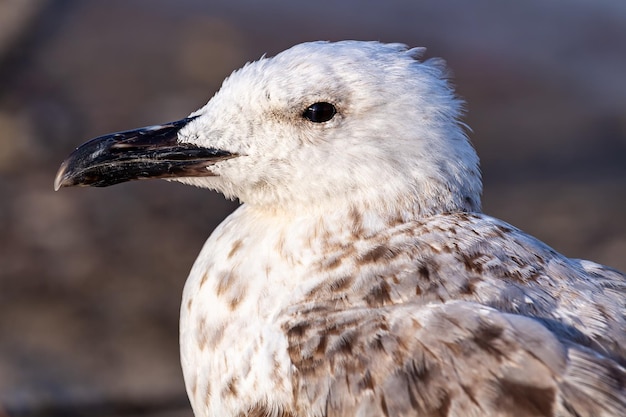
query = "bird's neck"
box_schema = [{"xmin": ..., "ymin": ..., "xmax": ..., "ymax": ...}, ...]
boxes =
[
  {"xmin": 254, "ymin": 198, "xmax": 424, "ymax": 240},
  {"xmin": 185, "ymin": 197, "xmax": 428, "ymax": 319}
]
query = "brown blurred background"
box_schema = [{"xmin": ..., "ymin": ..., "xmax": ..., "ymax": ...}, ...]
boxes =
[{"xmin": 1, "ymin": 0, "xmax": 625, "ymax": 416}]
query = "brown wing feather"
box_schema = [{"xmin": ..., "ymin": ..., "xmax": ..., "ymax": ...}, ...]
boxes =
[
  {"xmin": 282, "ymin": 212, "xmax": 625, "ymax": 416},
  {"xmin": 285, "ymin": 302, "xmax": 625, "ymax": 417}
]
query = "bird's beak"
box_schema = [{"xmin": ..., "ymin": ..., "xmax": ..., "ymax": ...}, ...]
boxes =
[{"xmin": 54, "ymin": 117, "xmax": 236, "ymax": 190}]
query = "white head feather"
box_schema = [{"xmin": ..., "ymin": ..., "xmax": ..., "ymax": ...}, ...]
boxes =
[{"xmin": 177, "ymin": 40, "xmax": 481, "ymax": 216}]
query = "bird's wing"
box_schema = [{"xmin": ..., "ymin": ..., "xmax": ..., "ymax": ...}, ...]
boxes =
[
  {"xmin": 284, "ymin": 300, "xmax": 626, "ymax": 417},
  {"xmin": 277, "ymin": 211, "xmax": 625, "ymax": 416},
  {"xmin": 302, "ymin": 212, "xmax": 626, "ymax": 364}
]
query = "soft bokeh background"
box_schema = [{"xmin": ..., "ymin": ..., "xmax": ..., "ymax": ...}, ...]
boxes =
[{"xmin": 1, "ymin": 0, "xmax": 625, "ymax": 416}]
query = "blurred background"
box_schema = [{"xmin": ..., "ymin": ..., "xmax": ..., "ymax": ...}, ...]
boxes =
[{"xmin": 1, "ymin": 0, "xmax": 625, "ymax": 416}]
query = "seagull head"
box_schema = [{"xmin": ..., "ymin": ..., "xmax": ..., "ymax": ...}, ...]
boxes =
[{"xmin": 55, "ymin": 41, "xmax": 482, "ymax": 215}]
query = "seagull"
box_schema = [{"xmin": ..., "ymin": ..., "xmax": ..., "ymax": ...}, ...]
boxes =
[{"xmin": 55, "ymin": 41, "xmax": 625, "ymax": 417}]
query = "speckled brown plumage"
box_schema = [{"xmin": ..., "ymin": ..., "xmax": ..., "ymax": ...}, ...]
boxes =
[
  {"xmin": 280, "ymin": 212, "xmax": 625, "ymax": 417},
  {"xmin": 55, "ymin": 41, "xmax": 626, "ymax": 417}
]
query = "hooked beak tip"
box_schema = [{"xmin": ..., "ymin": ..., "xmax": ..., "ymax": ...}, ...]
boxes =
[{"xmin": 54, "ymin": 160, "xmax": 70, "ymax": 191}]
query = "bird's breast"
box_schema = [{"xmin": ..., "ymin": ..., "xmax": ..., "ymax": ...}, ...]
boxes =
[{"xmin": 176, "ymin": 203, "xmax": 417, "ymax": 416}]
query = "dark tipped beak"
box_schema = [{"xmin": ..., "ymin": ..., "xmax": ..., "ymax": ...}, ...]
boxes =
[{"xmin": 54, "ymin": 117, "xmax": 236, "ymax": 190}]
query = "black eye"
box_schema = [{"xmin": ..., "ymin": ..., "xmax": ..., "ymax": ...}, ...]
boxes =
[{"xmin": 303, "ymin": 102, "xmax": 336, "ymax": 123}]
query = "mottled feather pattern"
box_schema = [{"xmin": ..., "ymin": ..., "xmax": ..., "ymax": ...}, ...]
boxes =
[
  {"xmin": 308, "ymin": 212, "xmax": 625, "ymax": 361},
  {"xmin": 180, "ymin": 190, "xmax": 626, "ymax": 416},
  {"xmin": 278, "ymin": 211, "xmax": 625, "ymax": 417},
  {"xmin": 55, "ymin": 41, "xmax": 626, "ymax": 417},
  {"xmin": 181, "ymin": 206, "xmax": 625, "ymax": 417}
]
